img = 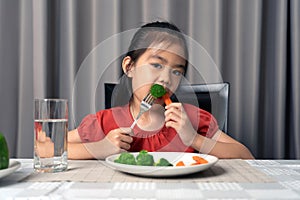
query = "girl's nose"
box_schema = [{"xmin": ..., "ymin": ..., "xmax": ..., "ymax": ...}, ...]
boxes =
[{"xmin": 159, "ymin": 67, "xmax": 171, "ymax": 86}]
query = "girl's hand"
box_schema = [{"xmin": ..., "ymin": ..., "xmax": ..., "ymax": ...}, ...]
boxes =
[
  {"xmin": 165, "ymin": 103, "xmax": 197, "ymax": 146},
  {"xmin": 105, "ymin": 127, "xmax": 133, "ymax": 151},
  {"xmin": 35, "ymin": 131, "xmax": 54, "ymax": 158},
  {"xmin": 83, "ymin": 127, "xmax": 134, "ymax": 160}
]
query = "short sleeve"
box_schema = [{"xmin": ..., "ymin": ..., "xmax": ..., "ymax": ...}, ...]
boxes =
[
  {"xmin": 77, "ymin": 114, "xmax": 105, "ymax": 142},
  {"xmin": 184, "ymin": 104, "xmax": 219, "ymax": 139},
  {"xmin": 198, "ymin": 109, "xmax": 219, "ymax": 138}
]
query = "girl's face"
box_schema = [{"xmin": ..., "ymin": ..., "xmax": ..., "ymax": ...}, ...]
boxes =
[{"xmin": 124, "ymin": 43, "xmax": 186, "ymax": 103}]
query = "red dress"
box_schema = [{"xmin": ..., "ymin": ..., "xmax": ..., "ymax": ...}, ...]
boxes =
[{"xmin": 77, "ymin": 104, "xmax": 219, "ymax": 152}]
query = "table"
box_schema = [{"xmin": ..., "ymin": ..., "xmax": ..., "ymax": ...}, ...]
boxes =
[{"xmin": 1, "ymin": 159, "xmax": 300, "ymax": 199}]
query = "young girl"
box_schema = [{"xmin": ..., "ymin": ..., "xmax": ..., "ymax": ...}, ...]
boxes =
[{"xmin": 38, "ymin": 21, "xmax": 254, "ymax": 160}]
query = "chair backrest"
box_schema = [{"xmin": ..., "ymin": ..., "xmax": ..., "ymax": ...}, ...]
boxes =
[
  {"xmin": 104, "ymin": 82, "xmax": 229, "ymax": 133},
  {"xmin": 105, "ymin": 83, "xmax": 131, "ymax": 109}
]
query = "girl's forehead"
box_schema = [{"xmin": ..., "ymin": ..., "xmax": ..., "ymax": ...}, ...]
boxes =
[{"xmin": 147, "ymin": 43, "xmax": 186, "ymax": 59}]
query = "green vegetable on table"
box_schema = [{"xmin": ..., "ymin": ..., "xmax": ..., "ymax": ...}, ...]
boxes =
[
  {"xmin": 150, "ymin": 84, "xmax": 166, "ymax": 98},
  {"xmin": 114, "ymin": 152, "xmax": 136, "ymax": 165},
  {"xmin": 136, "ymin": 150, "xmax": 154, "ymax": 166},
  {"xmin": 0, "ymin": 132, "xmax": 9, "ymax": 170}
]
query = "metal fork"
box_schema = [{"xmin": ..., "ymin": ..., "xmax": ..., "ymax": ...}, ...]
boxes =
[{"xmin": 130, "ymin": 93, "xmax": 156, "ymax": 129}]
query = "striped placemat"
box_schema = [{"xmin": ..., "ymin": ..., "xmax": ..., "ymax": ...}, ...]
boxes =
[{"xmin": 22, "ymin": 159, "xmax": 275, "ymax": 183}]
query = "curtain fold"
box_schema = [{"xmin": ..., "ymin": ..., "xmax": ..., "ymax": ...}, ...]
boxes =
[
  {"xmin": 221, "ymin": 0, "xmax": 263, "ymax": 157},
  {"xmin": 0, "ymin": 0, "xmax": 299, "ymax": 159},
  {"xmin": 16, "ymin": 0, "xmax": 34, "ymax": 157},
  {"xmin": 258, "ymin": 0, "xmax": 288, "ymax": 158},
  {"xmin": 0, "ymin": 0, "xmax": 22, "ymax": 157},
  {"xmin": 289, "ymin": 0, "xmax": 300, "ymax": 158}
]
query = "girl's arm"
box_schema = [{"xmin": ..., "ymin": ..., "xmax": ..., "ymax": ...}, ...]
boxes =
[
  {"xmin": 68, "ymin": 142, "xmax": 95, "ymax": 159},
  {"xmin": 67, "ymin": 128, "xmax": 133, "ymax": 160},
  {"xmin": 67, "ymin": 129, "xmax": 95, "ymax": 159},
  {"xmin": 35, "ymin": 128, "xmax": 133, "ymax": 160},
  {"xmin": 191, "ymin": 130, "xmax": 254, "ymax": 159},
  {"xmin": 165, "ymin": 103, "xmax": 254, "ymax": 159},
  {"xmin": 68, "ymin": 129, "xmax": 82, "ymax": 143}
]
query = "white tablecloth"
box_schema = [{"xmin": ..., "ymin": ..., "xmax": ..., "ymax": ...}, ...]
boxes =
[{"xmin": 1, "ymin": 159, "xmax": 300, "ymax": 199}]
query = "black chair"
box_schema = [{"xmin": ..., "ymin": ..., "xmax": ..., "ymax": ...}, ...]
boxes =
[{"xmin": 104, "ymin": 82, "xmax": 229, "ymax": 133}]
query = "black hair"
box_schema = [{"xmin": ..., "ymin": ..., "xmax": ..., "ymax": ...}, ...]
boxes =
[{"xmin": 125, "ymin": 21, "xmax": 189, "ymax": 69}]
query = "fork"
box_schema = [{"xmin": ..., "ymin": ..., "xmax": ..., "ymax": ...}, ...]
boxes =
[{"xmin": 130, "ymin": 93, "xmax": 156, "ymax": 129}]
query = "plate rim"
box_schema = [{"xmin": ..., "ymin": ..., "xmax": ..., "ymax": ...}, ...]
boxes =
[{"xmin": 0, "ymin": 160, "xmax": 21, "ymax": 179}]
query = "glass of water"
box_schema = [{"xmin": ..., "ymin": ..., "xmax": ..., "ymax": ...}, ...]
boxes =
[{"xmin": 34, "ymin": 99, "xmax": 68, "ymax": 172}]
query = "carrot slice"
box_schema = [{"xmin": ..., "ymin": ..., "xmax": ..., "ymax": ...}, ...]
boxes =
[
  {"xmin": 192, "ymin": 156, "xmax": 208, "ymax": 164},
  {"xmin": 176, "ymin": 161, "xmax": 185, "ymax": 166},
  {"xmin": 191, "ymin": 162, "xmax": 201, "ymax": 165},
  {"xmin": 163, "ymin": 93, "xmax": 172, "ymax": 105}
]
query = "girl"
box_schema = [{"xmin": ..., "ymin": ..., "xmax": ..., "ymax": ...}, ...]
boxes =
[{"xmin": 38, "ymin": 21, "xmax": 254, "ymax": 160}]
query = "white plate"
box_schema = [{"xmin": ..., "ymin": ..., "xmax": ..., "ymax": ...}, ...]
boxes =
[
  {"xmin": 0, "ymin": 160, "xmax": 21, "ymax": 179},
  {"xmin": 105, "ymin": 152, "xmax": 218, "ymax": 177}
]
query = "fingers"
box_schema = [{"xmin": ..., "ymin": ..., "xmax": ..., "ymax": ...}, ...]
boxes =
[
  {"xmin": 165, "ymin": 103, "xmax": 184, "ymax": 124},
  {"xmin": 35, "ymin": 138, "xmax": 54, "ymax": 158},
  {"xmin": 119, "ymin": 127, "xmax": 133, "ymax": 136},
  {"xmin": 119, "ymin": 141, "xmax": 131, "ymax": 151},
  {"xmin": 165, "ymin": 112, "xmax": 181, "ymax": 123},
  {"xmin": 36, "ymin": 131, "xmax": 47, "ymax": 142},
  {"xmin": 165, "ymin": 103, "xmax": 197, "ymax": 146},
  {"xmin": 115, "ymin": 133, "xmax": 133, "ymax": 150},
  {"xmin": 165, "ymin": 103, "xmax": 183, "ymax": 116},
  {"xmin": 120, "ymin": 133, "xmax": 133, "ymax": 143},
  {"xmin": 165, "ymin": 120, "xmax": 179, "ymax": 130},
  {"xmin": 106, "ymin": 128, "xmax": 134, "ymax": 151}
]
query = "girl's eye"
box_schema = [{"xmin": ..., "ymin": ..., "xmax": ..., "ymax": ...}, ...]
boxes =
[
  {"xmin": 151, "ymin": 63, "xmax": 163, "ymax": 69},
  {"xmin": 172, "ymin": 70, "xmax": 184, "ymax": 76}
]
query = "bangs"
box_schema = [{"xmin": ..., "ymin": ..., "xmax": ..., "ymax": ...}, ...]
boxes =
[
  {"xmin": 147, "ymin": 31, "xmax": 187, "ymax": 59},
  {"xmin": 126, "ymin": 25, "xmax": 189, "ymax": 68}
]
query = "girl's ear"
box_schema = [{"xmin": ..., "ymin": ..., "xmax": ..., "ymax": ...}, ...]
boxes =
[{"xmin": 122, "ymin": 56, "xmax": 134, "ymax": 77}]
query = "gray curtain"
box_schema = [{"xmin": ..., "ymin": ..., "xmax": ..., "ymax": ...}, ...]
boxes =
[{"xmin": 0, "ymin": 0, "xmax": 299, "ymax": 159}]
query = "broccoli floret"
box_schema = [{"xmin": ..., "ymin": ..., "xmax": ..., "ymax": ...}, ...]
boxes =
[
  {"xmin": 136, "ymin": 150, "xmax": 154, "ymax": 166},
  {"xmin": 150, "ymin": 84, "xmax": 166, "ymax": 98},
  {"xmin": 155, "ymin": 158, "xmax": 173, "ymax": 166},
  {"xmin": 114, "ymin": 152, "xmax": 136, "ymax": 165},
  {"xmin": 114, "ymin": 150, "xmax": 173, "ymax": 167}
]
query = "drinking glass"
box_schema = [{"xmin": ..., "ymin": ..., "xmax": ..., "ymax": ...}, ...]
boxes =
[{"xmin": 34, "ymin": 99, "xmax": 68, "ymax": 172}]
